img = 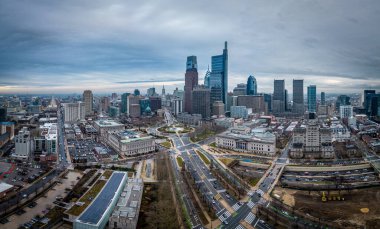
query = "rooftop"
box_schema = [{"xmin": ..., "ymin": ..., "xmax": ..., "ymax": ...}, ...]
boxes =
[
  {"xmin": 94, "ymin": 120, "xmax": 124, "ymax": 127},
  {"xmin": 219, "ymin": 128, "xmax": 275, "ymax": 143},
  {"xmin": 115, "ymin": 130, "xmax": 153, "ymax": 143}
]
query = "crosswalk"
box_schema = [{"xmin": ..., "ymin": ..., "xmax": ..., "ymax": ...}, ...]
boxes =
[
  {"xmin": 232, "ymin": 202, "xmax": 241, "ymax": 211},
  {"xmin": 256, "ymin": 189, "xmax": 265, "ymax": 196},
  {"xmin": 218, "ymin": 210, "xmax": 231, "ymax": 221},
  {"xmin": 245, "ymin": 212, "xmax": 256, "ymax": 224},
  {"xmin": 235, "ymin": 224, "xmax": 245, "ymax": 229},
  {"xmin": 247, "ymin": 200, "xmax": 255, "ymax": 208}
]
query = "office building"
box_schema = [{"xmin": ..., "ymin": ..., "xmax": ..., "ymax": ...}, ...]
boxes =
[
  {"xmin": 139, "ymin": 98, "xmax": 150, "ymax": 115},
  {"xmin": 211, "ymin": 42, "xmax": 228, "ymax": 108},
  {"xmin": 129, "ymin": 104, "xmax": 141, "ymax": 118},
  {"xmin": 162, "ymin": 85, "xmax": 165, "ymax": 96},
  {"xmin": 230, "ymin": 106, "xmax": 251, "ymax": 119},
  {"xmin": 133, "ymin": 89, "xmax": 140, "ymax": 96},
  {"xmin": 216, "ymin": 128, "xmax": 276, "ymax": 156},
  {"xmin": 121, "ymin": 93, "xmax": 130, "ymax": 114},
  {"xmin": 184, "ymin": 56, "xmax": 198, "ymax": 113},
  {"xmin": 233, "ymin": 83, "xmax": 247, "ymax": 96},
  {"xmin": 63, "ymin": 102, "xmax": 85, "ymax": 123},
  {"xmin": 321, "ymin": 92, "xmax": 326, "ymax": 105},
  {"xmin": 192, "ymin": 86, "xmax": 211, "ymax": 118},
  {"xmin": 111, "ymin": 93, "xmax": 118, "ymax": 100},
  {"xmin": 147, "ymin": 87, "xmax": 156, "ymax": 97},
  {"xmin": 204, "ymin": 66, "xmax": 211, "ymax": 88},
  {"xmin": 339, "ymin": 105, "xmax": 354, "ymax": 119},
  {"xmin": 292, "ymin": 79, "xmax": 304, "ymax": 114},
  {"xmin": 209, "ymin": 72, "xmax": 223, "ymax": 107},
  {"xmin": 290, "ymin": 114, "xmax": 334, "ymax": 159},
  {"xmin": 237, "ymin": 95, "xmax": 265, "ymax": 114},
  {"xmin": 83, "ymin": 90, "xmax": 94, "ymax": 116},
  {"xmin": 101, "ymin": 97, "xmax": 110, "ymax": 113},
  {"xmin": 34, "ymin": 123, "xmax": 58, "ymax": 155},
  {"xmin": 272, "ymin": 80, "xmax": 285, "ymax": 113},
  {"xmin": 0, "ymin": 108, "xmax": 7, "ymax": 122},
  {"xmin": 212, "ymin": 101, "xmax": 225, "ymax": 116},
  {"xmin": 177, "ymin": 113, "xmax": 202, "ymax": 126},
  {"xmin": 93, "ymin": 120, "xmax": 125, "ymax": 141},
  {"xmin": 149, "ymin": 97, "xmax": 162, "ymax": 112},
  {"xmin": 13, "ymin": 127, "xmax": 33, "ymax": 160},
  {"xmin": 109, "ymin": 106, "xmax": 119, "ymax": 118},
  {"xmin": 307, "ymin": 85, "xmax": 317, "ymax": 113},
  {"xmin": 246, "ymin": 75, "xmax": 257, "ymax": 95},
  {"xmin": 336, "ymin": 95, "xmax": 350, "ymax": 110},
  {"xmin": 365, "ymin": 93, "xmax": 380, "ymax": 117}
]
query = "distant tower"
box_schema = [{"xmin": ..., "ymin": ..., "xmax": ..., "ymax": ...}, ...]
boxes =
[
  {"xmin": 184, "ymin": 56, "xmax": 198, "ymax": 113},
  {"xmin": 246, "ymin": 75, "xmax": 257, "ymax": 95},
  {"xmin": 321, "ymin": 92, "xmax": 326, "ymax": 105},
  {"xmin": 134, "ymin": 89, "xmax": 140, "ymax": 96},
  {"xmin": 273, "ymin": 80, "xmax": 285, "ymax": 113},
  {"xmin": 204, "ymin": 65, "xmax": 211, "ymax": 88},
  {"xmin": 307, "ymin": 85, "xmax": 317, "ymax": 112},
  {"xmin": 162, "ymin": 85, "xmax": 166, "ymax": 96},
  {"xmin": 211, "ymin": 41, "xmax": 228, "ymax": 109},
  {"xmin": 83, "ymin": 90, "xmax": 93, "ymax": 116},
  {"xmin": 293, "ymin": 79, "xmax": 304, "ymax": 115}
]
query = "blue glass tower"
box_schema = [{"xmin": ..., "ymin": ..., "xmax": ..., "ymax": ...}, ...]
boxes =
[
  {"xmin": 211, "ymin": 42, "xmax": 228, "ymax": 109},
  {"xmin": 246, "ymin": 75, "xmax": 257, "ymax": 95},
  {"xmin": 307, "ymin": 85, "xmax": 317, "ymax": 113}
]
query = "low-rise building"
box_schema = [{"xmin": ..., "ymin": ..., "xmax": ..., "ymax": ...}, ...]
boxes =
[
  {"xmin": 93, "ymin": 120, "xmax": 125, "ymax": 141},
  {"xmin": 13, "ymin": 127, "xmax": 33, "ymax": 160},
  {"xmin": 177, "ymin": 112, "xmax": 202, "ymax": 126},
  {"xmin": 106, "ymin": 130, "xmax": 156, "ymax": 157},
  {"xmin": 109, "ymin": 178, "xmax": 143, "ymax": 229},
  {"xmin": 216, "ymin": 128, "xmax": 276, "ymax": 156}
]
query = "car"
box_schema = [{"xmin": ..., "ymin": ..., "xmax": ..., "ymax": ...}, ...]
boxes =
[
  {"xmin": 212, "ymin": 200, "xmax": 216, "ymax": 204},
  {"xmin": 223, "ymin": 220, "xmax": 229, "ymax": 225}
]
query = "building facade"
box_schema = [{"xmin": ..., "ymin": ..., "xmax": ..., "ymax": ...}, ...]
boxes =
[
  {"xmin": 211, "ymin": 42, "xmax": 228, "ymax": 109},
  {"xmin": 292, "ymin": 79, "xmax": 304, "ymax": 114},
  {"xmin": 307, "ymin": 85, "xmax": 317, "ymax": 113},
  {"xmin": 63, "ymin": 102, "xmax": 85, "ymax": 123},
  {"xmin": 273, "ymin": 80, "xmax": 285, "ymax": 113},
  {"xmin": 184, "ymin": 56, "xmax": 198, "ymax": 113},
  {"xmin": 83, "ymin": 90, "xmax": 93, "ymax": 116},
  {"xmin": 246, "ymin": 75, "xmax": 257, "ymax": 95},
  {"xmin": 106, "ymin": 130, "xmax": 155, "ymax": 156},
  {"xmin": 191, "ymin": 86, "xmax": 211, "ymax": 118}
]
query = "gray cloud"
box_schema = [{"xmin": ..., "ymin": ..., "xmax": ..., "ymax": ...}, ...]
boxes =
[{"xmin": 0, "ymin": 0, "xmax": 380, "ymax": 94}]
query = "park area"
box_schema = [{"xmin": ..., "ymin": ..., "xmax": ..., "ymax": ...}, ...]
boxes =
[{"xmin": 272, "ymin": 186, "xmax": 380, "ymax": 228}]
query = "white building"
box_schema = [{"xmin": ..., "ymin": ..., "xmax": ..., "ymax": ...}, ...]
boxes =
[
  {"xmin": 339, "ymin": 105, "xmax": 353, "ymax": 119},
  {"xmin": 14, "ymin": 127, "xmax": 33, "ymax": 160},
  {"xmin": 106, "ymin": 130, "xmax": 156, "ymax": 156},
  {"xmin": 63, "ymin": 102, "xmax": 85, "ymax": 123},
  {"xmin": 290, "ymin": 118, "xmax": 334, "ymax": 159},
  {"xmin": 35, "ymin": 123, "xmax": 58, "ymax": 154},
  {"xmin": 230, "ymin": 106, "xmax": 251, "ymax": 119},
  {"xmin": 216, "ymin": 128, "xmax": 276, "ymax": 156},
  {"xmin": 330, "ymin": 123, "xmax": 351, "ymax": 142}
]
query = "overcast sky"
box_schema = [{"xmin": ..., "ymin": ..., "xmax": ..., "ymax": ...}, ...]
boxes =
[{"xmin": 1, "ymin": 0, "xmax": 380, "ymax": 95}]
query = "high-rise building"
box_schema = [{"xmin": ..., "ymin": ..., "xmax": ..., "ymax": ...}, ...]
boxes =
[
  {"xmin": 121, "ymin": 93, "xmax": 130, "ymax": 114},
  {"xmin": 340, "ymin": 105, "xmax": 353, "ymax": 119},
  {"xmin": 147, "ymin": 87, "xmax": 156, "ymax": 97},
  {"xmin": 101, "ymin": 97, "xmax": 110, "ymax": 113},
  {"xmin": 233, "ymin": 83, "xmax": 247, "ymax": 96},
  {"xmin": 184, "ymin": 56, "xmax": 198, "ymax": 113},
  {"xmin": 139, "ymin": 98, "xmax": 150, "ymax": 115},
  {"xmin": 14, "ymin": 127, "xmax": 32, "ymax": 160},
  {"xmin": 293, "ymin": 79, "xmax": 304, "ymax": 114},
  {"xmin": 162, "ymin": 85, "xmax": 165, "ymax": 96},
  {"xmin": 129, "ymin": 104, "xmax": 141, "ymax": 118},
  {"xmin": 321, "ymin": 92, "xmax": 326, "ymax": 105},
  {"xmin": 246, "ymin": 75, "xmax": 257, "ymax": 95},
  {"xmin": 273, "ymin": 80, "xmax": 285, "ymax": 113},
  {"xmin": 336, "ymin": 95, "xmax": 350, "ymax": 110},
  {"xmin": 134, "ymin": 89, "xmax": 140, "ymax": 96},
  {"xmin": 128, "ymin": 95, "xmax": 141, "ymax": 116},
  {"xmin": 172, "ymin": 98, "xmax": 183, "ymax": 116},
  {"xmin": 365, "ymin": 92, "xmax": 380, "ymax": 117},
  {"xmin": 83, "ymin": 90, "xmax": 93, "ymax": 116},
  {"xmin": 285, "ymin": 89, "xmax": 289, "ymax": 111},
  {"xmin": 209, "ymin": 72, "xmax": 223, "ymax": 107},
  {"xmin": 149, "ymin": 97, "xmax": 162, "ymax": 112},
  {"xmin": 191, "ymin": 86, "xmax": 211, "ymax": 118},
  {"xmin": 63, "ymin": 102, "xmax": 85, "ymax": 123},
  {"xmin": 307, "ymin": 85, "xmax": 317, "ymax": 113},
  {"xmin": 237, "ymin": 95, "xmax": 265, "ymax": 113},
  {"xmin": 211, "ymin": 42, "xmax": 228, "ymax": 109},
  {"xmin": 0, "ymin": 107, "xmax": 7, "ymax": 122},
  {"xmin": 204, "ymin": 66, "xmax": 211, "ymax": 88},
  {"xmin": 212, "ymin": 101, "xmax": 225, "ymax": 116},
  {"xmin": 111, "ymin": 93, "xmax": 118, "ymax": 100}
]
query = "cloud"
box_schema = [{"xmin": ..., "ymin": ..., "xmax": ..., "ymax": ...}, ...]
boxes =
[{"xmin": 0, "ymin": 0, "xmax": 380, "ymax": 94}]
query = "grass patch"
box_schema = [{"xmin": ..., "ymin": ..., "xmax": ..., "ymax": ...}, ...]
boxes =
[
  {"xmin": 160, "ymin": 141, "xmax": 172, "ymax": 148},
  {"xmin": 209, "ymin": 142, "xmax": 217, "ymax": 147},
  {"xmin": 176, "ymin": 156, "xmax": 184, "ymax": 167},
  {"xmin": 190, "ymin": 130, "xmax": 215, "ymax": 142},
  {"xmin": 249, "ymin": 178, "xmax": 261, "ymax": 186},
  {"xmin": 66, "ymin": 179, "xmax": 107, "ymax": 216},
  {"xmin": 196, "ymin": 151, "xmax": 210, "ymax": 165},
  {"xmin": 219, "ymin": 158, "xmax": 234, "ymax": 166},
  {"xmin": 102, "ymin": 170, "xmax": 113, "ymax": 179}
]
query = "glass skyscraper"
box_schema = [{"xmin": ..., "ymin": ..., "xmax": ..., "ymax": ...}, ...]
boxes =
[
  {"xmin": 211, "ymin": 42, "xmax": 228, "ymax": 109},
  {"xmin": 246, "ymin": 75, "xmax": 257, "ymax": 95},
  {"xmin": 307, "ymin": 85, "xmax": 317, "ymax": 113}
]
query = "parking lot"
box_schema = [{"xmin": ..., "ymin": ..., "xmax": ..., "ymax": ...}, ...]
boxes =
[
  {"xmin": 67, "ymin": 139, "xmax": 118, "ymax": 163},
  {"xmin": 0, "ymin": 161, "xmax": 50, "ymax": 190}
]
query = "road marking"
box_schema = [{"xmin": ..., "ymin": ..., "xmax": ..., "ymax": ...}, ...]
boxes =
[
  {"xmin": 247, "ymin": 200, "xmax": 255, "ymax": 208},
  {"xmin": 245, "ymin": 212, "xmax": 256, "ymax": 224},
  {"xmin": 232, "ymin": 202, "xmax": 241, "ymax": 211},
  {"xmin": 235, "ymin": 225, "xmax": 245, "ymax": 229}
]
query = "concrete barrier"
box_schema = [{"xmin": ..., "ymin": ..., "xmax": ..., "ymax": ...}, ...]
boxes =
[{"xmin": 238, "ymin": 161, "xmax": 270, "ymax": 169}]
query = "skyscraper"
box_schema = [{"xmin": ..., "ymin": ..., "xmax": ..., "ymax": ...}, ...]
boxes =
[
  {"xmin": 192, "ymin": 86, "xmax": 211, "ymax": 118},
  {"xmin": 211, "ymin": 42, "xmax": 228, "ymax": 108},
  {"xmin": 321, "ymin": 92, "xmax": 326, "ymax": 105},
  {"xmin": 273, "ymin": 80, "xmax": 285, "ymax": 113},
  {"xmin": 121, "ymin": 93, "xmax": 130, "ymax": 114},
  {"xmin": 184, "ymin": 56, "xmax": 198, "ymax": 113},
  {"xmin": 336, "ymin": 95, "xmax": 350, "ymax": 111},
  {"xmin": 293, "ymin": 79, "xmax": 304, "ymax": 114},
  {"xmin": 162, "ymin": 85, "xmax": 165, "ymax": 96},
  {"xmin": 233, "ymin": 83, "xmax": 247, "ymax": 96},
  {"xmin": 307, "ymin": 85, "xmax": 317, "ymax": 113},
  {"xmin": 364, "ymin": 90, "xmax": 376, "ymax": 113},
  {"xmin": 83, "ymin": 90, "xmax": 93, "ymax": 116},
  {"xmin": 246, "ymin": 75, "xmax": 257, "ymax": 95},
  {"xmin": 204, "ymin": 66, "xmax": 211, "ymax": 88}
]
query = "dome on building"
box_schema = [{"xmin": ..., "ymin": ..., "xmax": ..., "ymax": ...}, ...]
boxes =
[{"xmin": 145, "ymin": 106, "xmax": 152, "ymax": 113}]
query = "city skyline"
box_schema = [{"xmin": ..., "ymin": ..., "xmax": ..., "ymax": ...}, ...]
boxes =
[{"xmin": 1, "ymin": 1, "xmax": 380, "ymax": 94}]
